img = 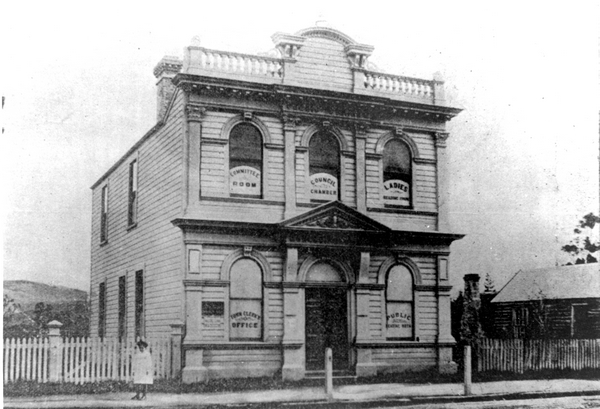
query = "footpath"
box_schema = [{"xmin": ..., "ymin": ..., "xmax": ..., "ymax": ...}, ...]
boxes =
[{"xmin": 4, "ymin": 378, "xmax": 600, "ymax": 408}]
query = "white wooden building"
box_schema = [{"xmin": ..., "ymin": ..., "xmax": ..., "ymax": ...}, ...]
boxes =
[{"xmin": 90, "ymin": 25, "xmax": 464, "ymax": 382}]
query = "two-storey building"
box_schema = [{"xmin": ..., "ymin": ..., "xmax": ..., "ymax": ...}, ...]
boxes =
[{"xmin": 90, "ymin": 25, "xmax": 463, "ymax": 382}]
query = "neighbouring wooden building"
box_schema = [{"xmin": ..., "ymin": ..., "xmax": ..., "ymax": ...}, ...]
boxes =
[
  {"xmin": 490, "ymin": 263, "xmax": 600, "ymax": 339},
  {"xmin": 90, "ymin": 25, "xmax": 464, "ymax": 382}
]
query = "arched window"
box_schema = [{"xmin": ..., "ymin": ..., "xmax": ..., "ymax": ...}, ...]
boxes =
[
  {"xmin": 229, "ymin": 123, "xmax": 263, "ymax": 198},
  {"xmin": 382, "ymin": 139, "xmax": 412, "ymax": 207},
  {"xmin": 306, "ymin": 261, "xmax": 344, "ymax": 282},
  {"xmin": 309, "ymin": 132, "xmax": 340, "ymax": 202},
  {"xmin": 229, "ymin": 258, "xmax": 263, "ymax": 340},
  {"xmin": 386, "ymin": 264, "xmax": 414, "ymax": 339}
]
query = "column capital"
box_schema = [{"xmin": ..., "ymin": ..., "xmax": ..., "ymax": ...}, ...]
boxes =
[
  {"xmin": 435, "ymin": 132, "xmax": 450, "ymax": 148},
  {"xmin": 186, "ymin": 104, "xmax": 207, "ymax": 122},
  {"xmin": 282, "ymin": 114, "xmax": 300, "ymax": 131}
]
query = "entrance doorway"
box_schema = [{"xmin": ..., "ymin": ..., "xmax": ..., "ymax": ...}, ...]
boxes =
[{"xmin": 305, "ymin": 287, "xmax": 349, "ymax": 371}]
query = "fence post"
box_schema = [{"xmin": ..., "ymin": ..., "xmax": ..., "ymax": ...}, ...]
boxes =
[
  {"xmin": 464, "ymin": 345, "xmax": 472, "ymax": 396},
  {"xmin": 170, "ymin": 321, "xmax": 184, "ymax": 378},
  {"xmin": 325, "ymin": 348, "xmax": 333, "ymax": 400},
  {"xmin": 47, "ymin": 320, "xmax": 63, "ymax": 383}
]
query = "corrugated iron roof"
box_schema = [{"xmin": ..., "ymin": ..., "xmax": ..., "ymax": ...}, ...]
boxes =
[{"xmin": 491, "ymin": 263, "xmax": 600, "ymax": 303}]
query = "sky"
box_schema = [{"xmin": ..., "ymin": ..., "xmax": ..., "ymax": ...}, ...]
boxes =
[{"xmin": 2, "ymin": 1, "xmax": 599, "ymax": 294}]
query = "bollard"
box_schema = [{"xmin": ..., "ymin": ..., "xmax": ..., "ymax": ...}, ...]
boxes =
[
  {"xmin": 464, "ymin": 345, "xmax": 472, "ymax": 396},
  {"xmin": 325, "ymin": 348, "xmax": 333, "ymax": 399}
]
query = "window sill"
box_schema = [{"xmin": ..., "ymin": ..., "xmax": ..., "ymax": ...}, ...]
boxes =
[
  {"xmin": 127, "ymin": 223, "xmax": 138, "ymax": 232},
  {"xmin": 200, "ymin": 196, "xmax": 285, "ymax": 206},
  {"xmin": 367, "ymin": 207, "xmax": 438, "ymax": 217},
  {"xmin": 100, "ymin": 240, "xmax": 109, "ymax": 247}
]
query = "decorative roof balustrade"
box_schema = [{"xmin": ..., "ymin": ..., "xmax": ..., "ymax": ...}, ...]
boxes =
[
  {"xmin": 181, "ymin": 45, "xmax": 445, "ymax": 105},
  {"xmin": 184, "ymin": 47, "xmax": 283, "ymax": 83},
  {"xmin": 361, "ymin": 70, "xmax": 434, "ymax": 98}
]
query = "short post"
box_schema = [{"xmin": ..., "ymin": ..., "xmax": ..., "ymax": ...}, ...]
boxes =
[
  {"xmin": 47, "ymin": 320, "xmax": 63, "ymax": 383},
  {"xmin": 325, "ymin": 348, "xmax": 333, "ymax": 400},
  {"xmin": 170, "ymin": 321, "xmax": 184, "ymax": 378},
  {"xmin": 463, "ymin": 345, "xmax": 472, "ymax": 396}
]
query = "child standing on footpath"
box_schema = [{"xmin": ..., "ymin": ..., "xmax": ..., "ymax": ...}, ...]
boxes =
[{"xmin": 132, "ymin": 338, "xmax": 153, "ymax": 400}]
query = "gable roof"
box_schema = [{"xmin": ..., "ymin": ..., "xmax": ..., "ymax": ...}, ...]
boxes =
[
  {"xmin": 492, "ymin": 263, "xmax": 600, "ymax": 303},
  {"xmin": 280, "ymin": 201, "xmax": 391, "ymax": 233}
]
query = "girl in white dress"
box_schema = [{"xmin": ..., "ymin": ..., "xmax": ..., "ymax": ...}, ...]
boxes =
[{"xmin": 132, "ymin": 339, "xmax": 153, "ymax": 400}]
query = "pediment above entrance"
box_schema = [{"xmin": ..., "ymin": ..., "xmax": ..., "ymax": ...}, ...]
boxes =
[{"xmin": 280, "ymin": 201, "xmax": 391, "ymax": 233}]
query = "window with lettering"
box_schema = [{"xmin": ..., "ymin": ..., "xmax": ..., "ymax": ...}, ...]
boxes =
[
  {"xmin": 229, "ymin": 258, "xmax": 263, "ymax": 340},
  {"xmin": 382, "ymin": 139, "xmax": 412, "ymax": 207},
  {"xmin": 229, "ymin": 123, "xmax": 262, "ymax": 198},
  {"xmin": 309, "ymin": 132, "xmax": 340, "ymax": 202},
  {"xmin": 386, "ymin": 265, "xmax": 414, "ymax": 339}
]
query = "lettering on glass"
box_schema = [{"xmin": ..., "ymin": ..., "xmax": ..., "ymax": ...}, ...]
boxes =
[
  {"xmin": 201, "ymin": 302, "xmax": 224, "ymax": 329},
  {"xmin": 229, "ymin": 303, "xmax": 262, "ymax": 339},
  {"xmin": 310, "ymin": 173, "xmax": 338, "ymax": 201},
  {"xmin": 229, "ymin": 166, "xmax": 261, "ymax": 195},
  {"xmin": 386, "ymin": 303, "xmax": 412, "ymax": 338},
  {"xmin": 383, "ymin": 179, "xmax": 410, "ymax": 206}
]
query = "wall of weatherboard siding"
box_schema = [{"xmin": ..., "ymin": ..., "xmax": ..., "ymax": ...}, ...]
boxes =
[{"xmin": 90, "ymin": 92, "xmax": 185, "ymax": 339}]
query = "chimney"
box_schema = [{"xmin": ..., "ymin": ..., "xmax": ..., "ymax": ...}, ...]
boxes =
[
  {"xmin": 463, "ymin": 274, "xmax": 481, "ymax": 309},
  {"xmin": 153, "ymin": 56, "xmax": 183, "ymax": 122}
]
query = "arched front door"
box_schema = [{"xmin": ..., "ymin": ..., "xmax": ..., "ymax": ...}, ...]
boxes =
[{"xmin": 305, "ymin": 261, "xmax": 349, "ymax": 371}]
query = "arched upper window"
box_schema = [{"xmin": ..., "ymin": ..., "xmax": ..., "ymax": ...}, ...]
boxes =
[
  {"xmin": 229, "ymin": 258, "xmax": 263, "ymax": 340},
  {"xmin": 306, "ymin": 261, "xmax": 344, "ymax": 282},
  {"xmin": 229, "ymin": 123, "xmax": 263, "ymax": 198},
  {"xmin": 309, "ymin": 132, "xmax": 340, "ymax": 202},
  {"xmin": 385, "ymin": 264, "xmax": 414, "ymax": 339},
  {"xmin": 382, "ymin": 139, "xmax": 412, "ymax": 207}
]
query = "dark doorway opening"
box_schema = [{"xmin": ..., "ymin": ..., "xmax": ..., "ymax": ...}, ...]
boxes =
[{"xmin": 305, "ymin": 287, "xmax": 349, "ymax": 371}]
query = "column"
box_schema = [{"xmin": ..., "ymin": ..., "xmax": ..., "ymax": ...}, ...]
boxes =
[
  {"xmin": 283, "ymin": 116, "xmax": 298, "ymax": 219},
  {"xmin": 355, "ymin": 252, "xmax": 378, "ymax": 376},
  {"xmin": 281, "ymin": 247, "xmax": 304, "ymax": 380},
  {"xmin": 437, "ymin": 255, "xmax": 457, "ymax": 374},
  {"xmin": 355, "ymin": 124, "xmax": 368, "ymax": 213},
  {"xmin": 435, "ymin": 132, "xmax": 450, "ymax": 232},
  {"xmin": 184, "ymin": 103, "xmax": 206, "ymax": 212}
]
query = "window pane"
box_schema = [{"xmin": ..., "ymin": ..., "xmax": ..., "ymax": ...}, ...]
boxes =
[
  {"xmin": 309, "ymin": 132, "xmax": 340, "ymax": 201},
  {"xmin": 386, "ymin": 265, "xmax": 413, "ymax": 301},
  {"xmin": 383, "ymin": 140, "xmax": 411, "ymax": 178},
  {"xmin": 309, "ymin": 132, "xmax": 339, "ymax": 173},
  {"xmin": 230, "ymin": 124, "xmax": 262, "ymax": 165},
  {"xmin": 229, "ymin": 124, "xmax": 262, "ymax": 196},
  {"xmin": 306, "ymin": 262, "xmax": 343, "ymax": 282},
  {"xmin": 230, "ymin": 258, "xmax": 262, "ymax": 299},
  {"xmin": 230, "ymin": 299, "xmax": 261, "ymax": 339},
  {"xmin": 386, "ymin": 302, "xmax": 412, "ymax": 338}
]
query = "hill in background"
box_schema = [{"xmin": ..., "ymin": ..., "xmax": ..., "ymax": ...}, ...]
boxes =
[
  {"xmin": 4, "ymin": 280, "xmax": 89, "ymax": 339},
  {"xmin": 4, "ymin": 280, "xmax": 87, "ymax": 311}
]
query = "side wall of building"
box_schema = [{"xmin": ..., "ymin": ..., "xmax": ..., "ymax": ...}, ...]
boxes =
[{"xmin": 90, "ymin": 92, "xmax": 185, "ymax": 339}]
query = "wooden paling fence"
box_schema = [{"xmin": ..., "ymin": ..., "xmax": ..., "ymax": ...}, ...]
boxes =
[
  {"xmin": 4, "ymin": 337, "xmax": 171, "ymax": 384},
  {"xmin": 477, "ymin": 338, "xmax": 600, "ymax": 373}
]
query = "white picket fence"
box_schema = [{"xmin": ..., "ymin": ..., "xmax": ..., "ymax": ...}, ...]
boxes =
[
  {"xmin": 477, "ymin": 338, "xmax": 600, "ymax": 373},
  {"xmin": 4, "ymin": 337, "xmax": 172, "ymax": 384}
]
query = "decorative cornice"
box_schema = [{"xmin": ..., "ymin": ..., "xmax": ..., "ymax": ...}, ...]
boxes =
[{"xmin": 153, "ymin": 56, "xmax": 183, "ymax": 78}]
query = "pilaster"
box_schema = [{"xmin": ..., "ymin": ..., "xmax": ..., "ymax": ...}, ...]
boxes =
[
  {"xmin": 184, "ymin": 103, "xmax": 206, "ymax": 213},
  {"xmin": 282, "ymin": 247, "xmax": 304, "ymax": 380},
  {"xmin": 435, "ymin": 132, "xmax": 450, "ymax": 232},
  {"xmin": 355, "ymin": 124, "xmax": 368, "ymax": 213},
  {"xmin": 283, "ymin": 116, "xmax": 298, "ymax": 219}
]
